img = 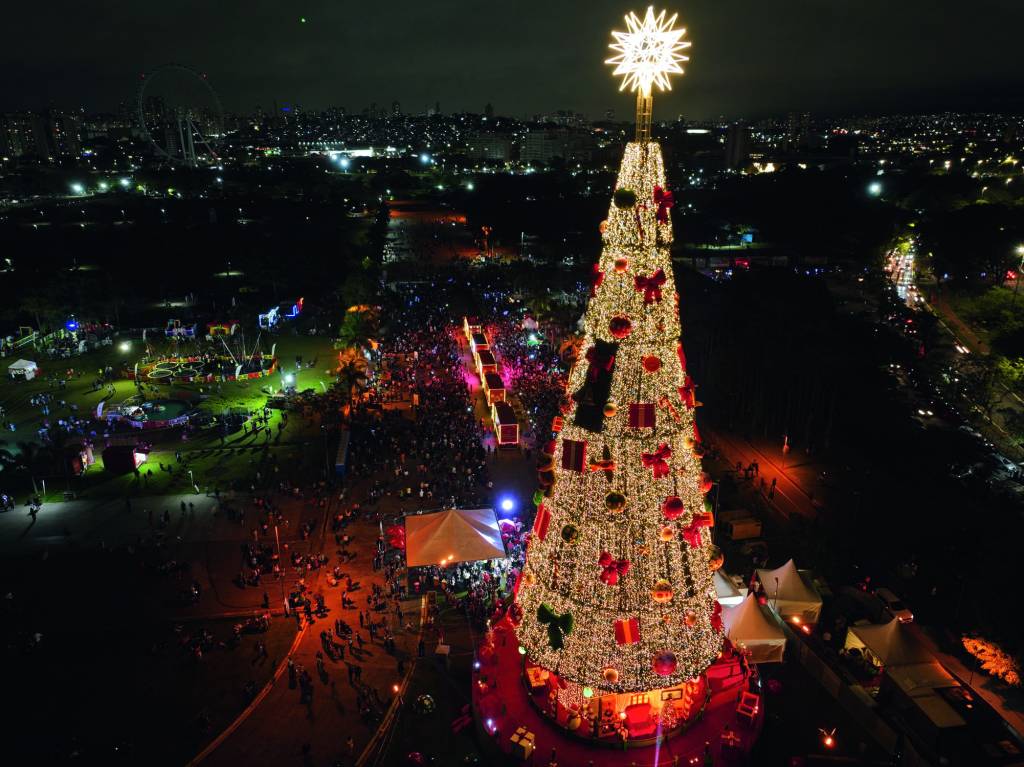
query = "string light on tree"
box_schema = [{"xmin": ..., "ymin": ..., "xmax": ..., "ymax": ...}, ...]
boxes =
[{"xmin": 514, "ymin": 8, "xmax": 723, "ymax": 695}]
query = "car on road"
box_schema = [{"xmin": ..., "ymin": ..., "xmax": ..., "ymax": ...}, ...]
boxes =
[
  {"xmin": 874, "ymin": 587, "xmax": 914, "ymax": 623},
  {"xmin": 990, "ymin": 453, "xmax": 1022, "ymax": 478}
]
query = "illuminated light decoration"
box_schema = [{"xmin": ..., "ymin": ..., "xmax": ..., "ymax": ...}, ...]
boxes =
[
  {"xmin": 606, "ymin": 6, "xmax": 690, "ymax": 141},
  {"xmin": 515, "ymin": 12, "xmax": 720, "ymax": 694},
  {"xmin": 606, "ymin": 7, "xmax": 690, "ymax": 96}
]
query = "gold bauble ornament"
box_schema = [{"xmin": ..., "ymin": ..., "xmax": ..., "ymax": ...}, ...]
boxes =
[
  {"xmin": 651, "ymin": 579, "xmax": 674, "ymax": 603},
  {"xmin": 605, "ymin": 490, "xmax": 627, "ymax": 512}
]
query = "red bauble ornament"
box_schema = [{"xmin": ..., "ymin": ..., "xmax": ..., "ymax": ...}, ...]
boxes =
[
  {"xmin": 609, "ymin": 315, "xmax": 632, "ymax": 339},
  {"xmin": 662, "ymin": 496, "xmax": 685, "ymax": 521},
  {"xmin": 642, "ymin": 355, "xmax": 662, "ymax": 373},
  {"xmin": 652, "ymin": 650, "xmax": 678, "ymax": 677},
  {"xmin": 613, "ymin": 257, "xmax": 629, "ymax": 273}
]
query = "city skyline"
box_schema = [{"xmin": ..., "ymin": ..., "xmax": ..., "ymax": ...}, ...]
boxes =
[{"xmin": 3, "ymin": 1, "xmax": 1024, "ymax": 119}]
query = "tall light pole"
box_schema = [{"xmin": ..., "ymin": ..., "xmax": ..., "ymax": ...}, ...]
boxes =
[{"xmin": 274, "ymin": 524, "xmax": 287, "ymax": 613}]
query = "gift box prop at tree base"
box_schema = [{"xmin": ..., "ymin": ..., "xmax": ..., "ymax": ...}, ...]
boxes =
[{"xmin": 504, "ymin": 6, "xmax": 757, "ymax": 749}]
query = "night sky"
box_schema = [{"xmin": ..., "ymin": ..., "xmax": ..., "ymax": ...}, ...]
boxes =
[{"xmin": 4, "ymin": 0, "xmax": 1024, "ymax": 119}]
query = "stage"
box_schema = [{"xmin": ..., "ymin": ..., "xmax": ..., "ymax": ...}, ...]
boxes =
[{"xmin": 472, "ymin": 617, "xmax": 764, "ymax": 766}]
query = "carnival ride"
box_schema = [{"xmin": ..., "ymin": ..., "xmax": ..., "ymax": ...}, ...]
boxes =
[{"xmin": 136, "ymin": 63, "xmax": 224, "ymax": 167}]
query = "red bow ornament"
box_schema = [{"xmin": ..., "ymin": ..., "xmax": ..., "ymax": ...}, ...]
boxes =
[
  {"xmin": 641, "ymin": 443, "xmax": 672, "ymax": 479},
  {"xmin": 585, "ymin": 346, "xmax": 616, "ymax": 382},
  {"xmin": 653, "ymin": 186, "xmax": 674, "ymax": 224},
  {"xmin": 710, "ymin": 601, "xmax": 723, "ymax": 633},
  {"xmin": 598, "ymin": 551, "xmax": 631, "ymax": 585},
  {"xmin": 681, "ymin": 512, "xmax": 713, "ymax": 548},
  {"xmin": 634, "ymin": 269, "xmax": 667, "ymax": 304}
]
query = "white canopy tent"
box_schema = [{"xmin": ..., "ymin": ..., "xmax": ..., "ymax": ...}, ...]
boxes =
[
  {"xmin": 756, "ymin": 559, "xmax": 823, "ymax": 624},
  {"xmin": 846, "ymin": 621, "xmax": 966, "ymax": 731},
  {"xmin": 7, "ymin": 359, "xmax": 38, "ymax": 380},
  {"xmin": 404, "ymin": 508, "xmax": 507, "ymax": 568},
  {"xmin": 723, "ymin": 594, "xmax": 787, "ymax": 664},
  {"xmin": 714, "ymin": 569, "xmax": 744, "ymax": 606},
  {"xmin": 845, "ymin": 619, "xmax": 934, "ymax": 668}
]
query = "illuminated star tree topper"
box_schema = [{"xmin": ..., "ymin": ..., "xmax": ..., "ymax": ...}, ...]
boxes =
[{"xmin": 606, "ymin": 6, "xmax": 690, "ymax": 141}]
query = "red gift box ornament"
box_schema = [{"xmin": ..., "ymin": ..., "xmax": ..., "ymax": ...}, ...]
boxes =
[
  {"xmin": 533, "ymin": 504, "xmax": 552, "ymax": 540},
  {"xmin": 590, "ymin": 263, "xmax": 605, "ymax": 298},
  {"xmin": 641, "ymin": 443, "xmax": 672, "ymax": 479},
  {"xmin": 561, "ymin": 439, "xmax": 587, "ymax": 472},
  {"xmin": 634, "ymin": 268, "xmax": 667, "ymax": 304},
  {"xmin": 614, "ymin": 617, "xmax": 641, "ymax": 645},
  {"xmin": 585, "ymin": 345, "xmax": 616, "ymax": 382},
  {"xmin": 552, "ymin": 416, "xmax": 564, "ymax": 433},
  {"xmin": 628, "ymin": 403, "xmax": 656, "ymax": 429},
  {"xmin": 598, "ymin": 551, "xmax": 631, "ymax": 585},
  {"xmin": 677, "ymin": 342, "xmax": 687, "ymax": 371},
  {"xmin": 681, "ymin": 512, "xmax": 713, "ymax": 548},
  {"xmin": 653, "ymin": 185, "xmax": 675, "ymax": 224},
  {"xmin": 678, "ymin": 384, "xmax": 696, "ymax": 410},
  {"xmin": 662, "ymin": 496, "xmax": 685, "ymax": 521}
]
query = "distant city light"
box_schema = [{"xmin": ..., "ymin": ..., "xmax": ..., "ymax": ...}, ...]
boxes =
[
  {"xmin": 119, "ymin": 341, "xmax": 131, "ymax": 353},
  {"xmin": 70, "ymin": 183, "xmax": 84, "ymax": 195},
  {"xmin": 339, "ymin": 157, "xmax": 351, "ymax": 169},
  {"xmin": 98, "ymin": 181, "xmax": 109, "ymax": 191},
  {"xmin": 119, "ymin": 178, "xmax": 131, "ymax": 188},
  {"xmin": 466, "ymin": 182, "xmax": 474, "ymax": 191},
  {"xmin": 420, "ymin": 153, "xmax": 431, "ymax": 164},
  {"xmin": 868, "ymin": 182, "xmax": 882, "ymax": 196}
]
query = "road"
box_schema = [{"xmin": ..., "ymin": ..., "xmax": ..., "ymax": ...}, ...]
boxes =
[{"xmin": 705, "ymin": 427, "xmax": 822, "ymax": 521}]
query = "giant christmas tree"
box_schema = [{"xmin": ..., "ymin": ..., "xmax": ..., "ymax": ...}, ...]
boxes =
[{"xmin": 515, "ymin": 6, "xmax": 724, "ymax": 694}]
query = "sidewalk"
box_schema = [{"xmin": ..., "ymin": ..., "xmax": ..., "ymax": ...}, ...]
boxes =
[
  {"xmin": 199, "ymin": 516, "xmax": 416, "ymax": 767},
  {"xmin": 911, "ymin": 625, "xmax": 1024, "ymax": 741}
]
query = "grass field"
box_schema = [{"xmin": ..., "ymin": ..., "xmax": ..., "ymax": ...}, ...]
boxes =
[{"xmin": 0, "ymin": 332, "xmax": 340, "ymax": 499}]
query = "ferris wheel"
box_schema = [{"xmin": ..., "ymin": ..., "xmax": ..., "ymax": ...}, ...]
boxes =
[{"xmin": 137, "ymin": 63, "xmax": 224, "ymax": 166}]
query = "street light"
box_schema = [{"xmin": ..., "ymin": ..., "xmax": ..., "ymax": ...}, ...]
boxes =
[
  {"xmin": 868, "ymin": 181, "xmax": 882, "ymax": 197},
  {"xmin": 1013, "ymin": 245, "xmax": 1024, "ymax": 303}
]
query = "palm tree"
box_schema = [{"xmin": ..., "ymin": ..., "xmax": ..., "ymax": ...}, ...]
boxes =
[
  {"xmin": 336, "ymin": 355, "xmax": 369, "ymax": 414},
  {"xmin": 558, "ymin": 333, "xmax": 586, "ymax": 365},
  {"xmin": 334, "ymin": 310, "xmax": 377, "ymax": 357}
]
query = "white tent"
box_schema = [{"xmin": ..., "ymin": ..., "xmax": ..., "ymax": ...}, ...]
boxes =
[
  {"xmin": 756, "ymin": 559, "xmax": 823, "ymax": 624},
  {"xmin": 404, "ymin": 508, "xmax": 507, "ymax": 568},
  {"xmin": 714, "ymin": 569, "xmax": 744, "ymax": 606},
  {"xmin": 723, "ymin": 594, "xmax": 786, "ymax": 664},
  {"xmin": 7, "ymin": 359, "xmax": 38, "ymax": 381},
  {"xmin": 845, "ymin": 619, "xmax": 934, "ymax": 668}
]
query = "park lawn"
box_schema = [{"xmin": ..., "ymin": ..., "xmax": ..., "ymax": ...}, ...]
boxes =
[
  {"xmin": 1, "ymin": 333, "xmax": 340, "ymax": 499},
  {"xmin": 945, "ymin": 284, "xmax": 1024, "ymax": 351}
]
